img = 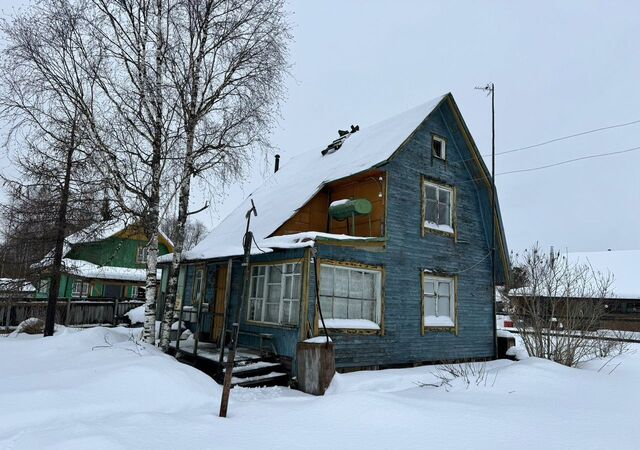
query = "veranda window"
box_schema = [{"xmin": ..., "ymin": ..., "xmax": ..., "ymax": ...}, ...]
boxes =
[
  {"xmin": 423, "ymin": 180, "xmax": 454, "ymax": 234},
  {"xmin": 319, "ymin": 264, "xmax": 382, "ymax": 330},
  {"xmin": 72, "ymin": 280, "xmax": 90, "ymax": 297},
  {"xmin": 423, "ymin": 274, "xmax": 455, "ymax": 328},
  {"xmin": 247, "ymin": 262, "xmax": 301, "ymax": 325}
]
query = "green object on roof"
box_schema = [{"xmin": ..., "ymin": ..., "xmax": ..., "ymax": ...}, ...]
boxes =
[{"xmin": 329, "ymin": 198, "xmax": 372, "ymax": 221}]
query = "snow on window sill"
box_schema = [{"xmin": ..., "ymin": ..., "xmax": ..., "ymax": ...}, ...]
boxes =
[
  {"xmin": 423, "ymin": 316, "xmax": 454, "ymax": 327},
  {"xmin": 424, "ymin": 222, "xmax": 454, "ymax": 234},
  {"xmin": 320, "ymin": 319, "xmax": 381, "ymax": 330}
]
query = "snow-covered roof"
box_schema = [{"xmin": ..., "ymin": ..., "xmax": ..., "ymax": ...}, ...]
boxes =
[
  {"xmin": 0, "ymin": 278, "xmax": 36, "ymax": 292},
  {"xmin": 174, "ymin": 94, "xmax": 448, "ymax": 262},
  {"xmin": 62, "ymin": 258, "xmax": 160, "ymax": 283},
  {"xmin": 37, "ymin": 217, "xmax": 174, "ymax": 269},
  {"xmin": 567, "ymin": 250, "xmax": 640, "ymax": 299}
]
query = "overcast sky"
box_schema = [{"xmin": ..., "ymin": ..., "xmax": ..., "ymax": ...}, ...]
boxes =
[{"xmin": 1, "ymin": 1, "xmax": 639, "ymax": 254}]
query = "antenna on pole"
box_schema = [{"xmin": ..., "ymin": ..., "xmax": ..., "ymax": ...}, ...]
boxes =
[{"xmin": 475, "ymin": 82, "xmax": 497, "ymax": 358}]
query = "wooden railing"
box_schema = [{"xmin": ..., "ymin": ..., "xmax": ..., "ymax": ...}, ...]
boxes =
[{"xmin": 1, "ymin": 297, "xmax": 144, "ymax": 332}]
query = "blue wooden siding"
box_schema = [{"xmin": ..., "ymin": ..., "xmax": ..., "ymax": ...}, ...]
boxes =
[{"xmin": 171, "ymin": 99, "xmax": 503, "ymax": 372}]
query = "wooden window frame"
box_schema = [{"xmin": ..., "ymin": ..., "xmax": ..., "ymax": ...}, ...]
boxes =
[
  {"xmin": 315, "ymin": 259, "xmax": 384, "ymax": 335},
  {"xmin": 246, "ymin": 260, "xmax": 303, "ymax": 328},
  {"xmin": 421, "ymin": 271, "xmax": 458, "ymax": 334},
  {"xmin": 191, "ymin": 267, "xmax": 205, "ymax": 305},
  {"xmin": 136, "ymin": 245, "xmax": 148, "ymax": 264},
  {"xmin": 72, "ymin": 280, "xmax": 90, "ymax": 298},
  {"xmin": 421, "ymin": 177, "xmax": 456, "ymax": 238},
  {"xmin": 432, "ymin": 134, "xmax": 447, "ymax": 160}
]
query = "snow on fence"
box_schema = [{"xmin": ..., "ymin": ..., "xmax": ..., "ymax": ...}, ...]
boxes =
[{"xmin": 0, "ymin": 297, "xmax": 144, "ymax": 332}]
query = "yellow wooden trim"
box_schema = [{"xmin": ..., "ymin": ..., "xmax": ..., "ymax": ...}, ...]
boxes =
[
  {"xmin": 319, "ymin": 259, "xmax": 383, "ymax": 271},
  {"xmin": 316, "ymin": 239, "xmax": 386, "ymax": 249},
  {"xmin": 249, "ymin": 258, "xmax": 305, "ymax": 267}
]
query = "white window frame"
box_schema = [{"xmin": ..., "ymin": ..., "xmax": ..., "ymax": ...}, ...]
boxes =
[
  {"xmin": 432, "ymin": 135, "xmax": 446, "ymax": 160},
  {"xmin": 319, "ymin": 263, "xmax": 382, "ymax": 330},
  {"xmin": 423, "ymin": 179, "xmax": 454, "ymax": 234},
  {"xmin": 72, "ymin": 280, "xmax": 90, "ymax": 297},
  {"xmin": 247, "ymin": 262, "xmax": 302, "ymax": 326},
  {"xmin": 422, "ymin": 274, "xmax": 455, "ymax": 328},
  {"xmin": 136, "ymin": 246, "xmax": 148, "ymax": 264}
]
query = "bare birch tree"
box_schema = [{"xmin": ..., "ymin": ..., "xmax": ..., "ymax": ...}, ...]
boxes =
[
  {"xmin": 158, "ymin": 0, "xmax": 290, "ymax": 351},
  {"xmin": 0, "ymin": 1, "xmax": 106, "ymax": 335},
  {"xmin": 507, "ymin": 246, "xmax": 615, "ymax": 366}
]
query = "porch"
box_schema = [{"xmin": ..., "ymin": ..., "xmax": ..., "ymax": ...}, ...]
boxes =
[{"xmin": 168, "ymin": 336, "xmax": 289, "ymax": 388}]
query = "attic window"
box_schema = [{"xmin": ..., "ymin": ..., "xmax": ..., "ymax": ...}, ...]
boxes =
[{"xmin": 432, "ymin": 135, "xmax": 446, "ymax": 160}]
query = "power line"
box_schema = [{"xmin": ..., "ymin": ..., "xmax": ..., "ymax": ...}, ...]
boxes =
[
  {"xmin": 490, "ymin": 118, "xmax": 640, "ymax": 157},
  {"xmin": 497, "ymin": 145, "xmax": 640, "ymax": 176}
]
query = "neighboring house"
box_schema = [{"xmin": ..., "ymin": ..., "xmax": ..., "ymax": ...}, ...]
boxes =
[
  {"xmin": 508, "ymin": 250, "xmax": 640, "ymax": 331},
  {"xmin": 36, "ymin": 219, "xmax": 174, "ymax": 299},
  {"xmin": 0, "ymin": 278, "xmax": 36, "ymax": 298},
  {"xmin": 159, "ymin": 93, "xmax": 510, "ymax": 374}
]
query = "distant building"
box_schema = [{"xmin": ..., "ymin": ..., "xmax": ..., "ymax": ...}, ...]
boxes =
[
  {"xmin": 508, "ymin": 250, "xmax": 640, "ymax": 331},
  {"xmin": 36, "ymin": 219, "xmax": 174, "ymax": 299},
  {"xmin": 0, "ymin": 278, "xmax": 36, "ymax": 299}
]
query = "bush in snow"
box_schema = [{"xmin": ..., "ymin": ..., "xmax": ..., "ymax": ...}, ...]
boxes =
[
  {"xmin": 419, "ymin": 362, "xmax": 496, "ymax": 391},
  {"xmin": 506, "ymin": 245, "xmax": 626, "ymax": 367}
]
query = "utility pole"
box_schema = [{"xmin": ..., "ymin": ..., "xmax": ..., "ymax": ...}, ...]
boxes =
[
  {"xmin": 475, "ymin": 82, "xmax": 497, "ymax": 358},
  {"xmin": 219, "ymin": 199, "xmax": 257, "ymax": 418}
]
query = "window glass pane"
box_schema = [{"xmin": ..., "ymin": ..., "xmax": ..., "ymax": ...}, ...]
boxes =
[
  {"xmin": 424, "ymin": 281, "xmax": 435, "ymax": 295},
  {"xmin": 438, "ymin": 189, "xmax": 450, "ymax": 204},
  {"xmin": 349, "ymin": 270, "xmax": 363, "ymax": 299},
  {"xmin": 426, "ymin": 200, "xmax": 438, "ymax": 222},
  {"xmin": 333, "ymin": 297, "xmax": 348, "ymax": 319},
  {"xmin": 425, "ymin": 296, "xmax": 436, "ymax": 316},
  {"xmin": 319, "ymin": 296, "xmax": 333, "ymax": 317},
  {"xmin": 284, "ymin": 275, "xmax": 292, "ymax": 298},
  {"xmin": 438, "ymin": 281, "xmax": 451, "ymax": 297},
  {"xmin": 362, "ymin": 300, "xmax": 375, "ymax": 321},
  {"xmin": 348, "ymin": 298, "xmax": 362, "ymax": 319},
  {"xmin": 437, "ymin": 295, "xmax": 451, "ymax": 317},
  {"xmin": 264, "ymin": 302, "xmax": 279, "ymax": 323},
  {"xmin": 363, "ymin": 272, "xmax": 375, "ymax": 300},
  {"xmin": 292, "ymin": 275, "xmax": 301, "ymax": 299},
  {"xmin": 256, "ymin": 276, "xmax": 264, "ymax": 298},
  {"xmin": 425, "ymin": 185, "xmax": 437, "ymax": 200},
  {"xmin": 438, "ymin": 203, "xmax": 450, "ymax": 226},
  {"xmin": 267, "ymin": 284, "xmax": 280, "ymax": 302},
  {"xmin": 320, "ymin": 266, "xmax": 333, "ymax": 296},
  {"xmin": 268, "ymin": 266, "xmax": 281, "ymax": 283},
  {"xmin": 285, "ymin": 300, "xmax": 299, "ymax": 324},
  {"xmin": 334, "ymin": 268, "xmax": 349, "ymax": 297}
]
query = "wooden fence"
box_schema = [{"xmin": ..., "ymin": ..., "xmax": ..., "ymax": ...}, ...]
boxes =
[{"xmin": 1, "ymin": 297, "xmax": 144, "ymax": 332}]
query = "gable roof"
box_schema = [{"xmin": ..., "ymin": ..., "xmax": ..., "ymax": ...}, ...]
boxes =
[
  {"xmin": 36, "ymin": 217, "xmax": 174, "ymax": 270},
  {"xmin": 178, "ymin": 93, "xmax": 509, "ymax": 281}
]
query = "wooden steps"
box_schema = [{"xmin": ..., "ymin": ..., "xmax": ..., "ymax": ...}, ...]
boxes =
[{"xmin": 223, "ymin": 359, "xmax": 289, "ymax": 388}]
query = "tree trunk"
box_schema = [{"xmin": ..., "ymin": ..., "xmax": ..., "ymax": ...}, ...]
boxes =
[
  {"xmin": 159, "ymin": 129, "xmax": 195, "ymax": 351},
  {"xmin": 44, "ymin": 142, "xmax": 75, "ymax": 337}
]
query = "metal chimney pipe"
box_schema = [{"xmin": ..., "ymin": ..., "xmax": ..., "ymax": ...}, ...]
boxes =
[{"xmin": 274, "ymin": 154, "xmax": 280, "ymax": 173}]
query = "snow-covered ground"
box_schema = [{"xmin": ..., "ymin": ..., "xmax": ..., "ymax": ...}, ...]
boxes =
[{"xmin": 1, "ymin": 327, "xmax": 638, "ymax": 450}]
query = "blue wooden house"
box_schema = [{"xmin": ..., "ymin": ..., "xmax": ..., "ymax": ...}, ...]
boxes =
[{"xmin": 159, "ymin": 93, "xmax": 510, "ymax": 379}]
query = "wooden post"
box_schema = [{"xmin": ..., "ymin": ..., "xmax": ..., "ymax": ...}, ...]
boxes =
[
  {"xmin": 4, "ymin": 299, "xmax": 11, "ymax": 333},
  {"xmin": 220, "ymin": 200, "xmax": 257, "ymax": 418},
  {"xmin": 65, "ymin": 298, "xmax": 71, "ymax": 326},
  {"xmin": 175, "ymin": 293, "xmax": 186, "ymax": 353},
  {"xmin": 217, "ymin": 258, "xmax": 233, "ymax": 365},
  {"xmin": 113, "ymin": 298, "xmax": 119, "ymax": 326}
]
